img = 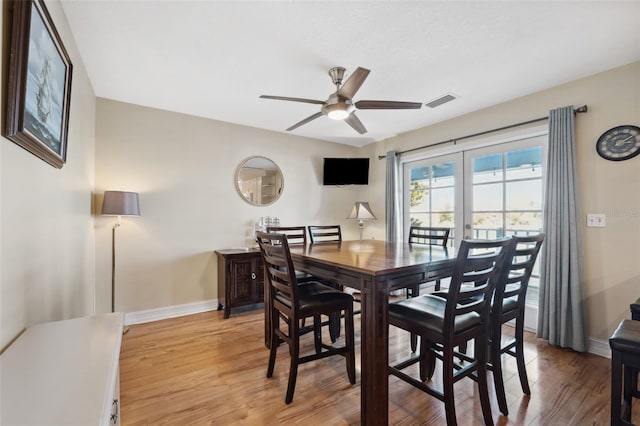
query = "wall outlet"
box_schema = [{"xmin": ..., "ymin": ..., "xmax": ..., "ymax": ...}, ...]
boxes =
[{"xmin": 586, "ymin": 213, "xmax": 606, "ymax": 227}]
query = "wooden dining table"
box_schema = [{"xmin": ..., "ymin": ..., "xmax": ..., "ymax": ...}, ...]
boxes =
[{"xmin": 273, "ymin": 239, "xmax": 455, "ymax": 425}]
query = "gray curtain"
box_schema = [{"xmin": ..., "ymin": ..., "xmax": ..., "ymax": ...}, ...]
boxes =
[
  {"xmin": 537, "ymin": 106, "xmax": 587, "ymax": 352},
  {"xmin": 385, "ymin": 151, "xmax": 401, "ymax": 242}
]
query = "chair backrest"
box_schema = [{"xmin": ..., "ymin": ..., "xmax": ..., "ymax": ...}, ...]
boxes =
[
  {"xmin": 266, "ymin": 226, "xmax": 307, "ymax": 246},
  {"xmin": 493, "ymin": 233, "xmax": 544, "ymax": 320},
  {"xmin": 256, "ymin": 231, "xmax": 299, "ymax": 317},
  {"xmin": 443, "ymin": 237, "xmax": 515, "ymax": 338},
  {"xmin": 408, "ymin": 226, "xmax": 450, "ymax": 247},
  {"xmin": 308, "ymin": 225, "xmax": 342, "ymax": 244}
]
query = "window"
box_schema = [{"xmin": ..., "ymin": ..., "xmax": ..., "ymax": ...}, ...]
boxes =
[{"xmin": 403, "ymin": 132, "xmax": 546, "ymax": 329}]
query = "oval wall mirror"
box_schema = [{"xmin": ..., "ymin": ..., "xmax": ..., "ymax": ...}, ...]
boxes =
[{"xmin": 235, "ymin": 156, "xmax": 284, "ymax": 206}]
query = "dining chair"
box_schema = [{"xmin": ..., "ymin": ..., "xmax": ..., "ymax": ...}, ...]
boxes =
[
  {"xmin": 266, "ymin": 226, "xmax": 307, "ymax": 246},
  {"xmin": 256, "ymin": 231, "xmax": 356, "ymax": 404},
  {"xmin": 488, "ymin": 233, "xmax": 544, "ymax": 416},
  {"xmin": 266, "ymin": 225, "xmax": 340, "ymax": 341},
  {"xmin": 307, "ymin": 224, "xmax": 356, "ymax": 337},
  {"xmin": 266, "ymin": 226, "xmax": 313, "ymax": 282},
  {"xmin": 408, "ymin": 226, "xmax": 450, "ymax": 247},
  {"xmin": 406, "ymin": 226, "xmax": 452, "ymax": 351},
  {"xmin": 388, "ymin": 237, "xmax": 515, "ymax": 426},
  {"xmin": 407, "ymin": 226, "xmax": 451, "ymax": 293},
  {"xmin": 307, "ymin": 225, "xmax": 342, "ymax": 243}
]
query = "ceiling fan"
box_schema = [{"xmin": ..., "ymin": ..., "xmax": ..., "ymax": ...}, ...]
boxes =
[{"xmin": 259, "ymin": 66, "xmax": 422, "ymax": 134}]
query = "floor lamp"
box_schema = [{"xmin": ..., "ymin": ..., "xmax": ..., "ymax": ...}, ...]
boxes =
[
  {"xmin": 347, "ymin": 201, "xmax": 376, "ymax": 240},
  {"xmin": 101, "ymin": 191, "xmax": 140, "ymax": 313}
]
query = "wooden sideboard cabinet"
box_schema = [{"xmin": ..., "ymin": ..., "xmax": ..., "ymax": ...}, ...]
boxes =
[
  {"xmin": 216, "ymin": 248, "xmax": 265, "ymax": 318},
  {"xmin": 0, "ymin": 312, "xmax": 124, "ymax": 425}
]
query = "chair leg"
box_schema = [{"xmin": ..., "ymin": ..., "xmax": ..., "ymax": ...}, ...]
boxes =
[
  {"xmin": 611, "ymin": 350, "xmax": 623, "ymax": 425},
  {"xmin": 285, "ymin": 324, "xmax": 300, "ymax": 404},
  {"xmin": 328, "ymin": 312, "xmax": 341, "ymax": 342},
  {"xmin": 434, "ymin": 279, "xmax": 441, "ymax": 291},
  {"xmin": 407, "ymin": 285, "xmax": 419, "ymax": 352},
  {"xmin": 515, "ymin": 317, "xmax": 531, "ymax": 395},
  {"xmin": 410, "ymin": 333, "xmax": 418, "ymax": 353},
  {"xmin": 313, "ymin": 315, "xmax": 322, "ymax": 354},
  {"xmin": 267, "ymin": 308, "xmax": 279, "ymax": 378},
  {"xmin": 476, "ymin": 336, "xmax": 495, "ymax": 426},
  {"xmin": 344, "ymin": 305, "xmax": 356, "ymax": 384},
  {"xmin": 419, "ymin": 337, "xmax": 435, "ymax": 381},
  {"xmin": 623, "ymin": 364, "xmax": 633, "ymax": 422},
  {"xmin": 442, "ymin": 343, "xmax": 458, "ymax": 426},
  {"xmin": 491, "ymin": 327, "xmax": 509, "ymax": 416}
]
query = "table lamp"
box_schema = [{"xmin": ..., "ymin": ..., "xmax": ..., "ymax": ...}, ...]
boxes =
[{"xmin": 347, "ymin": 201, "xmax": 376, "ymax": 240}]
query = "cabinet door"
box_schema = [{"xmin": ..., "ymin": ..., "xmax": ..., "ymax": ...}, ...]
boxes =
[
  {"xmin": 229, "ymin": 258, "xmax": 257, "ymax": 304},
  {"xmin": 254, "ymin": 257, "xmax": 265, "ymax": 301}
]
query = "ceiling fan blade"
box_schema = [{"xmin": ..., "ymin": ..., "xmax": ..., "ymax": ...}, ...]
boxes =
[
  {"xmin": 260, "ymin": 95, "xmax": 325, "ymax": 105},
  {"xmin": 355, "ymin": 100, "xmax": 423, "ymax": 110},
  {"xmin": 337, "ymin": 67, "xmax": 370, "ymax": 100},
  {"xmin": 286, "ymin": 112, "xmax": 324, "ymax": 131},
  {"xmin": 344, "ymin": 113, "xmax": 367, "ymax": 134}
]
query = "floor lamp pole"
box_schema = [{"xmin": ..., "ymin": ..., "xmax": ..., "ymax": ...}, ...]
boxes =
[{"xmin": 111, "ymin": 222, "xmax": 120, "ymax": 313}]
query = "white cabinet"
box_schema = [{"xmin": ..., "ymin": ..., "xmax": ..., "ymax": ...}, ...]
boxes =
[{"xmin": 0, "ymin": 313, "xmax": 124, "ymax": 425}]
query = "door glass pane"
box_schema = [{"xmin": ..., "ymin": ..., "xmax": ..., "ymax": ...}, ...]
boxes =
[
  {"xmin": 506, "ymin": 180, "xmax": 542, "ymax": 210},
  {"xmin": 473, "ymin": 153, "xmax": 503, "ymax": 183},
  {"xmin": 432, "ymin": 162, "xmax": 455, "ymax": 188},
  {"xmin": 506, "ymin": 212, "xmax": 543, "ymax": 233},
  {"xmin": 406, "ymin": 158, "xmax": 456, "ymax": 243},
  {"xmin": 472, "ymin": 213, "xmax": 503, "ymax": 239},
  {"xmin": 473, "ymin": 183, "xmax": 503, "ymax": 211},
  {"xmin": 410, "ymin": 213, "xmax": 429, "ymax": 228},
  {"xmin": 431, "ymin": 187, "xmax": 454, "ymax": 212},
  {"xmin": 506, "ymin": 147, "xmax": 542, "ymax": 180}
]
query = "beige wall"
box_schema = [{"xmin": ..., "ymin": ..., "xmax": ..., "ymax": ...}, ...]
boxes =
[
  {"xmin": 0, "ymin": 1, "xmax": 97, "ymax": 349},
  {"xmin": 95, "ymin": 99, "xmax": 362, "ymax": 313},
  {"xmin": 368, "ymin": 61, "xmax": 640, "ymax": 342},
  {"xmin": 1, "ymin": 0, "xmax": 636, "ymax": 349}
]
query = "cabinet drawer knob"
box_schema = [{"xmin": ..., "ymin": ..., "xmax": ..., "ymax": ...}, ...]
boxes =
[{"xmin": 251, "ymin": 272, "xmax": 257, "ymax": 280}]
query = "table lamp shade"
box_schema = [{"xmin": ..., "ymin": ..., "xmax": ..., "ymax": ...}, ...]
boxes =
[
  {"xmin": 348, "ymin": 202, "xmax": 376, "ymax": 221},
  {"xmin": 101, "ymin": 191, "xmax": 140, "ymax": 216}
]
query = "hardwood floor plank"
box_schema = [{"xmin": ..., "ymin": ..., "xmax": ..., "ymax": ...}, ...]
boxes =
[{"xmin": 119, "ymin": 309, "xmax": 639, "ymax": 425}]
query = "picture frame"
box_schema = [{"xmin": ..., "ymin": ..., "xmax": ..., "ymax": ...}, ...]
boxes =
[{"xmin": 4, "ymin": 0, "xmax": 73, "ymax": 169}]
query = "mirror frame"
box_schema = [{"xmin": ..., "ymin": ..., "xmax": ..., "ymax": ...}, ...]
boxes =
[{"xmin": 234, "ymin": 156, "xmax": 284, "ymax": 207}]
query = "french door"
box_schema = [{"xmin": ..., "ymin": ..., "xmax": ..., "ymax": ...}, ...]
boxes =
[{"xmin": 403, "ymin": 134, "xmax": 547, "ymax": 329}]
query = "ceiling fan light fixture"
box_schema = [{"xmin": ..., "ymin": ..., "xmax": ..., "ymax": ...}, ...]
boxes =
[{"xmin": 323, "ymin": 101, "xmax": 354, "ymax": 120}]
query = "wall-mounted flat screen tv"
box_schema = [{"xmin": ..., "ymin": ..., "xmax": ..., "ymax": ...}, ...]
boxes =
[{"xmin": 323, "ymin": 157, "xmax": 370, "ymax": 185}]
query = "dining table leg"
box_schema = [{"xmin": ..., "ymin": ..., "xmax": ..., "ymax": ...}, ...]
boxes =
[{"xmin": 360, "ymin": 276, "xmax": 390, "ymax": 425}]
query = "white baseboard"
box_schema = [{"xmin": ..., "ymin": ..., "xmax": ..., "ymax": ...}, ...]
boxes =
[
  {"xmin": 587, "ymin": 336, "xmax": 611, "ymax": 359},
  {"xmin": 124, "ymin": 299, "xmax": 219, "ymax": 325}
]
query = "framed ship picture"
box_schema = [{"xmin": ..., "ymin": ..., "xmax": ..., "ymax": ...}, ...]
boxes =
[{"xmin": 5, "ymin": 0, "xmax": 73, "ymax": 169}]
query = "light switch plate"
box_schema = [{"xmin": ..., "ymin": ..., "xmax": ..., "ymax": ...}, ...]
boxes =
[{"xmin": 587, "ymin": 213, "xmax": 606, "ymax": 227}]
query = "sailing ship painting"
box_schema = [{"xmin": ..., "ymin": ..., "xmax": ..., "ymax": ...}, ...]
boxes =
[{"xmin": 23, "ymin": 4, "xmax": 67, "ymax": 156}]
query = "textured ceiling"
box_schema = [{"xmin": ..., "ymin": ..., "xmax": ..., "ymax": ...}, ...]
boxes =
[{"xmin": 60, "ymin": 1, "xmax": 640, "ymax": 147}]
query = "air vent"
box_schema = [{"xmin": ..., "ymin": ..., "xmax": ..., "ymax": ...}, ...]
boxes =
[{"xmin": 425, "ymin": 93, "xmax": 457, "ymax": 108}]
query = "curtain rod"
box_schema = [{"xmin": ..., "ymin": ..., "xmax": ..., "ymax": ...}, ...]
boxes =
[{"xmin": 377, "ymin": 105, "xmax": 588, "ymax": 160}]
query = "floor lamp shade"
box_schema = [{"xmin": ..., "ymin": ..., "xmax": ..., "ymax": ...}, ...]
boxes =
[{"xmin": 101, "ymin": 191, "xmax": 140, "ymax": 216}]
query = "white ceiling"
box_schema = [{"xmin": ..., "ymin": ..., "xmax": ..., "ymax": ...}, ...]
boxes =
[{"xmin": 60, "ymin": 1, "xmax": 640, "ymax": 147}]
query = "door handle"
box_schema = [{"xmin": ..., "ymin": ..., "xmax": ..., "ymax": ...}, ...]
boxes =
[{"xmin": 251, "ymin": 272, "xmax": 257, "ymax": 280}]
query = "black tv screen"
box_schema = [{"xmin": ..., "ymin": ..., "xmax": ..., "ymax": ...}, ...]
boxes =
[{"xmin": 323, "ymin": 158, "xmax": 370, "ymax": 185}]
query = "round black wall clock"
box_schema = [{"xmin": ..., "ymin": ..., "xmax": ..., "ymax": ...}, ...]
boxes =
[{"xmin": 595, "ymin": 125, "xmax": 640, "ymax": 161}]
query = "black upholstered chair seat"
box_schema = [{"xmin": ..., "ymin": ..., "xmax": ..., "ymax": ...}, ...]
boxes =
[
  {"xmin": 390, "ymin": 295, "xmax": 481, "ymax": 336},
  {"xmin": 275, "ymin": 282, "xmax": 354, "ymax": 313},
  {"xmin": 610, "ymin": 319, "xmax": 640, "ymax": 357}
]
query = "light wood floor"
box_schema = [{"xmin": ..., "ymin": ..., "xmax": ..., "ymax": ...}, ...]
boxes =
[{"xmin": 119, "ymin": 308, "xmax": 637, "ymax": 425}]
